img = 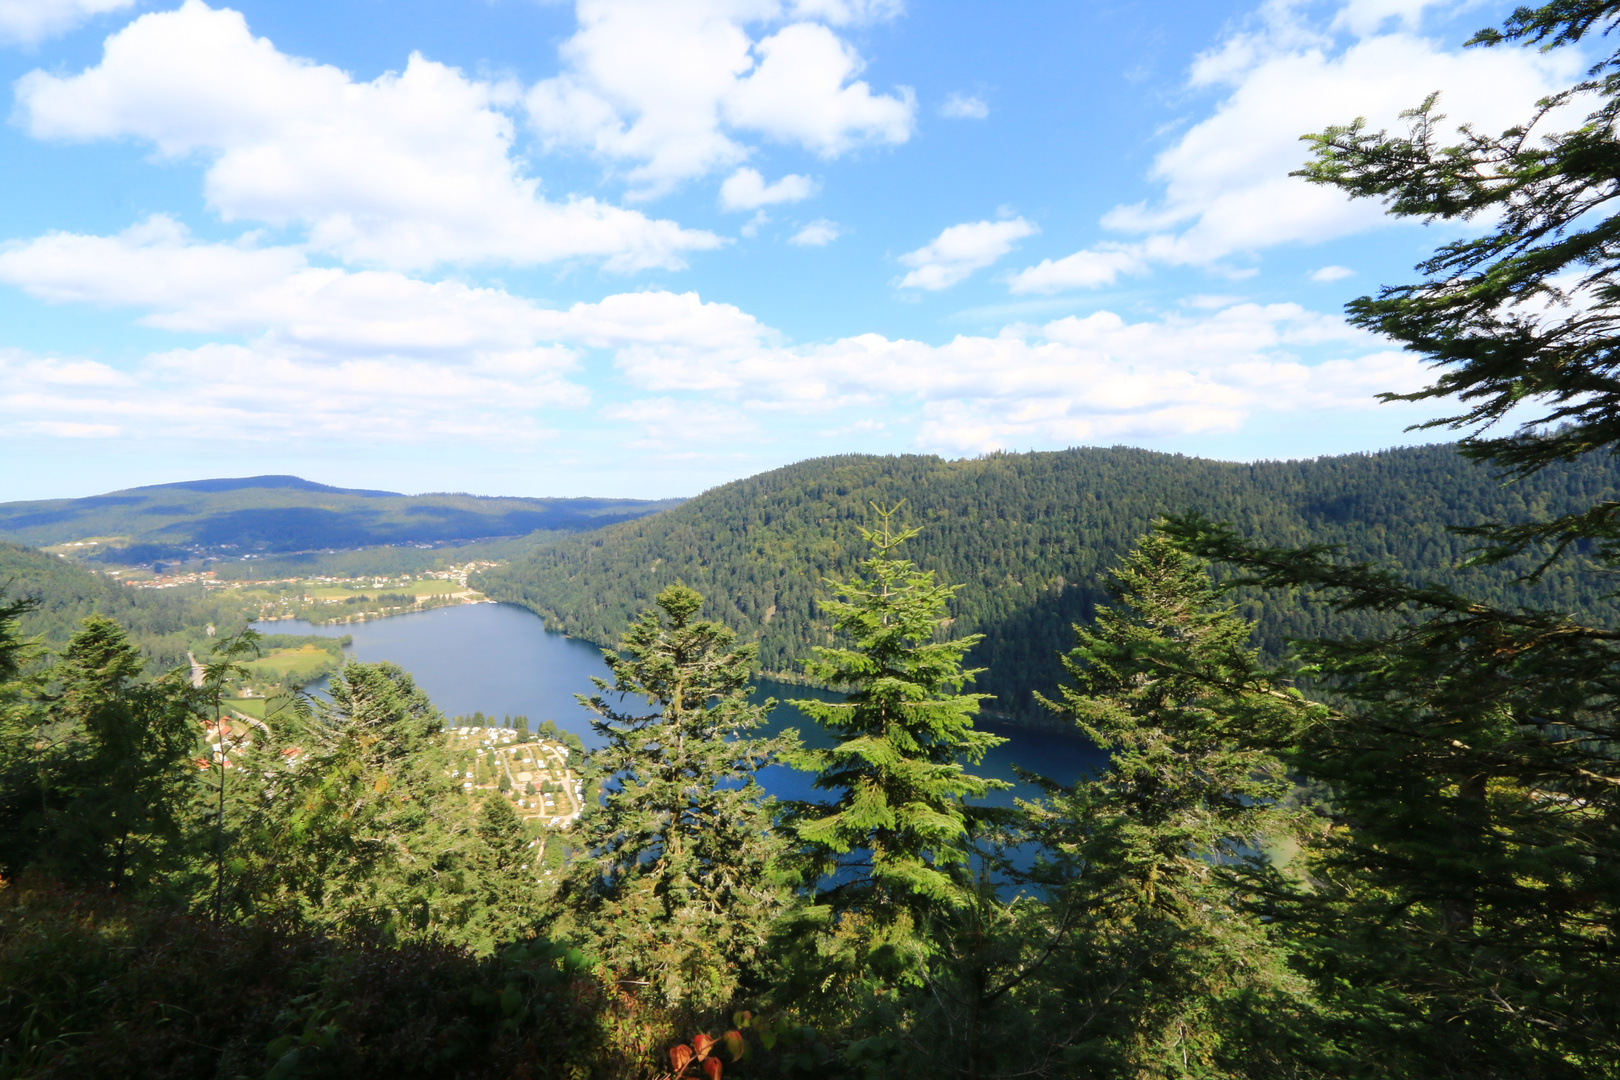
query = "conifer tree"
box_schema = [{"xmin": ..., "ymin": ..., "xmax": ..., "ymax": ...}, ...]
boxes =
[
  {"xmin": 787, "ymin": 508, "xmax": 1007, "ymax": 953},
  {"xmin": 1136, "ymin": 3, "xmax": 1620, "ymax": 1072},
  {"xmin": 550, "ymin": 582, "xmax": 795, "ymax": 1016},
  {"xmin": 196, "ymin": 627, "xmax": 262, "ymax": 921},
  {"xmin": 455, "ymin": 793, "xmax": 541, "ymax": 953},
  {"xmin": 0, "ymin": 597, "xmax": 39, "ymax": 875},
  {"xmin": 234, "ymin": 661, "xmax": 468, "ymax": 937},
  {"xmin": 1016, "ymin": 532, "xmax": 1317, "ymax": 1078},
  {"xmin": 0, "ymin": 595, "xmax": 34, "ymax": 687},
  {"xmin": 1168, "ymin": 509, "xmax": 1620, "ymax": 1078},
  {"xmin": 0, "ymin": 616, "xmax": 198, "ymax": 892}
]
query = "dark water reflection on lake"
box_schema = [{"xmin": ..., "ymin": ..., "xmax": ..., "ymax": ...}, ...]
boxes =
[{"xmin": 255, "ymin": 602, "xmax": 1105, "ymax": 804}]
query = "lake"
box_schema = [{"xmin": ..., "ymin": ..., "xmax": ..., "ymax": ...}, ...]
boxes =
[{"xmin": 254, "ymin": 602, "xmax": 1104, "ymax": 805}]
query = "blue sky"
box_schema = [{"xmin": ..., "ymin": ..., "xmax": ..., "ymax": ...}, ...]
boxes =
[{"xmin": 0, "ymin": 0, "xmax": 1587, "ymax": 500}]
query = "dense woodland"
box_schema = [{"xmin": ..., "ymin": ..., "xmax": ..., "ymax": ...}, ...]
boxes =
[
  {"xmin": 4, "ymin": 2, "xmax": 1620, "ymax": 1077},
  {"xmin": 0, "ymin": 541, "xmax": 251, "ymax": 671},
  {"xmin": 476, "ymin": 442, "xmax": 1620, "ymax": 721}
]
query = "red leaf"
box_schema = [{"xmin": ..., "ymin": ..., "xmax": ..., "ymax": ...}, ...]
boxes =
[
  {"xmin": 670, "ymin": 1044, "xmax": 694, "ymax": 1073},
  {"xmin": 692, "ymin": 1032, "xmax": 716, "ymax": 1061},
  {"xmin": 702, "ymin": 1058, "xmax": 723, "ymax": 1080}
]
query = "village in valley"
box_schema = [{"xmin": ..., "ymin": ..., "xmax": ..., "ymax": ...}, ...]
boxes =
[
  {"xmin": 444, "ymin": 724, "xmax": 586, "ymax": 828},
  {"xmin": 200, "ymin": 714, "xmax": 587, "ymax": 833}
]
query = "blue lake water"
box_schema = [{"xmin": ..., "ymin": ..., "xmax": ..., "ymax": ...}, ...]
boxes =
[{"xmin": 255, "ymin": 602, "xmax": 1104, "ymax": 805}]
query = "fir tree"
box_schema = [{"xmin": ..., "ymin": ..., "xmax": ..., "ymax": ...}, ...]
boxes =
[
  {"xmin": 787, "ymin": 508, "xmax": 1007, "ymax": 957},
  {"xmin": 550, "ymin": 582, "xmax": 796, "ymax": 1017},
  {"xmin": 1017, "ymin": 532, "xmax": 1318, "ymax": 1079},
  {"xmin": 1133, "ymin": 3, "xmax": 1620, "ymax": 1071},
  {"xmin": 196, "ymin": 627, "xmax": 262, "ymax": 921},
  {"xmin": 0, "ymin": 596, "xmax": 40, "ymax": 879},
  {"xmin": 1167, "ymin": 509, "xmax": 1620, "ymax": 1078},
  {"xmin": 1295, "ymin": 0, "xmax": 1620, "ymax": 562},
  {"xmin": 233, "ymin": 661, "xmax": 473, "ymax": 940},
  {"xmin": 458, "ymin": 793, "xmax": 541, "ymax": 953},
  {"xmin": 3, "ymin": 617, "xmax": 197, "ymax": 893}
]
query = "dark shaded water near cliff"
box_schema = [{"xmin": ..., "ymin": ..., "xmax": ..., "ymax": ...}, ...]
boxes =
[{"xmin": 256, "ymin": 602, "xmax": 1104, "ymax": 805}]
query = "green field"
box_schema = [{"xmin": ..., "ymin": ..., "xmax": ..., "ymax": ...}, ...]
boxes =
[{"xmin": 241, "ymin": 643, "xmax": 340, "ymax": 681}]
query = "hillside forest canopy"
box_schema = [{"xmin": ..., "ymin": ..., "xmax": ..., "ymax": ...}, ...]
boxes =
[
  {"xmin": 473, "ymin": 441, "xmax": 1620, "ymax": 723},
  {"xmin": 4, "ymin": 2, "xmax": 1620, "ymax": 1077}
]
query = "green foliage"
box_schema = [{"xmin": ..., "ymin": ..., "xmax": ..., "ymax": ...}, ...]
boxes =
[
  {"xmin": 475, "ymin": 444, "xmax": 1620, "ymax": 723},
  {"xmin": 0, "ymin": 541, "xmax": 250, "ymax": 672},
  {"xmin": 0, "ymin": 616, "xmax": 198, "ymax": 894},
  {"xmin": 550, "ymin": 583, "xmax": 797, "ymax": 1018},
  {"xmin": 1010, "ymin": 532, "xmax": 1319, "ymax": 1078},
  {"xmin": 1167, "ymin": 511, "xmax": 1620, "ymax": 1078},
  {"xmin": 1294, "ymin": 0, "xmax": 1620, "ymax": 570},
  {"xmin": 204, "ymin": 534, "xmax": 568, "ymax": 580},
  {"xmin": 535, "ymin": 716, "xmax": 587, "ymax": 756},
  {"xmin": 788, "ymin": 508, "xmax": 1006, "ymax": 926},
  {"xmin": 460, "ymin": 795, "xmax": 541, "ymax": 952},
  {"xmin": 1179, "ymin": 7, "xmax": 1620, "ymax": 1070},
  {"xmin": 0, "ymin": 595, "xmax": 36, "ymax": 686},
  {"xmin": 229, "ymin": 660, "xmax": 529, "ymax": 947},
  {"xmin": 0, "ymin": 882, "xmax": 608, "ymax": 1080}
]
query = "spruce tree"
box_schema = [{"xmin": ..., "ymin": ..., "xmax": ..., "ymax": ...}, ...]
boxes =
[
  {"xmin": 1168, "ymin": 509, "xmax": 1620, "ymax": 1078},
  {"xmin": 1017, "ymin": 532, "xmax": 1317, "ymax": 1079},
  {"xmin": 22, "ymin": 617, "xmax": 197, "ymax": 892},
  {"xmin": 1137, "ymin": 3, "xmax": 1620, "ymax": 1072},
  {"xmin": 233, "ymin": 661, "xmax": 469, "ymax": 938},
  {"xmin": 0, "ymin": 597, "xmax": 40, "ymax": 878},
  {"xmin": 459, "ymin": 793, "xmax": 540, "ymax": 953},
  {"xmin": 550, "ymin": 582, "xmax": 795, "ymax": 1017},
  {"xmin": 195, "ymin": 627, "xmax": 262, "ymax": 921},
  {"xmin": 787, "ymin": 508, "xmax": 1007, "ymax": 955}
]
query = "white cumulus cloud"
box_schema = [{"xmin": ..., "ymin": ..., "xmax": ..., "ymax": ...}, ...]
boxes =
[
  {"xmin": 15, "ymin": 1, "xmax": 721, "ymax": 271},
  {"xmin": 939, "ymin": 92, "xmax": 987, "ymax": 119},
  {"xmin": 898, "ymin": 217, "xmax": 1037, "ymax": 290},
  {"xmin": 789, "ymin": 219, "xmax": 840, "ymax": 245},
  {"xmin": 1310, "ymin": 264, "xmax": 1355, "ymax": 282},
  {"xmin": 599, "ymin": 395, "xmax": 763, "ymax": 452},
  {"xmin": 1008, "ymin": 244, "xmax": 1148, "ymax": 294},
  {"xmin": 603, "ymin": 296, "xmax": 1426, "ymax": 454},
  {"xmin": 0, "ymin": 220, "xmax": 1438, "ymax": 460},
  {"xmin": 1012, "ymin": 1, "xmax": 1583, "ymax": 291},
  {"xmin": 0, "ymin": 0, "xmax": 130, "ymax": 47},
  {"xmin": 719, "ymin": 166, "xmax": 819, "ymax": 210},
  {"xmin": 525, "ymin": 0, "xmax": 914, "ymax": 197}
]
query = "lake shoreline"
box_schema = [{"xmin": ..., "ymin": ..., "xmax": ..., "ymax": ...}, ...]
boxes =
[
  {"xmin": 253, "ymin": 603, "xmax": 1105, "ymax": 802},
  {"xmin": 266, "ymin": 597, "xmax": 1092, "ymax": 741}
]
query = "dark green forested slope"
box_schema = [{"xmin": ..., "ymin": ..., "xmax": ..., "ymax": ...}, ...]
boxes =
[
  {"xmin": 474, "ymin": 444, "xmax": 1620, "ymax": 722},
  {"xmin": 0, "ymin": 474, "xmax": 683, "ymax": 559},
  {"xmin": 0, "ymin": 542, "xmax": 248, "ymax": 670}
]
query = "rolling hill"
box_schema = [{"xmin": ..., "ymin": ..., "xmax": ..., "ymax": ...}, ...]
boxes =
[
  {"xmin": 472, "ymin": 445, "xmax": 1620, "ymax": 725},
  {"xmin": 0, "ymin": 475, "xmax": 684, "ymax": 562}
]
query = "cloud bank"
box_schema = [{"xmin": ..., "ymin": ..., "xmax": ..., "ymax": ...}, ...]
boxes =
[
  {"xmin": 1012, "ymin": 3, "xmax": 1582, "ymax": 289},
  {"xmin": 526, "ymin": 0, "xmax": 915, "ymax": 198},
  {"xmin": 16, "ymin": 1, "xmax": 721, "ymax": 271}
]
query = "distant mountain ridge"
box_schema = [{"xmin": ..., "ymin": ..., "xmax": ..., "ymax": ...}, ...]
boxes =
[
  {"xmin": 124, "ymin": 475, "xmax": 403, "ymax": 497},
  {"xmin": 473, "ymin": 445, "xmax": 1620, "ymax": 725},
  {"xmin": 0, "ymin": 476, "xmax": 685, "ymax": 560}
]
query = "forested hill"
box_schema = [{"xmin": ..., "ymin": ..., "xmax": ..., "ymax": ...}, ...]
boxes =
[
  {"xmin": 0, "ymin": 542, "xmax": 249, "ymax": 671},
  {"xmin": 0, "ymin": 475, "xmax": 683, "ymax": 561},
  {"xmin": 473, "ymin": 444, "xmax": 1620, "ymax": 724}
]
